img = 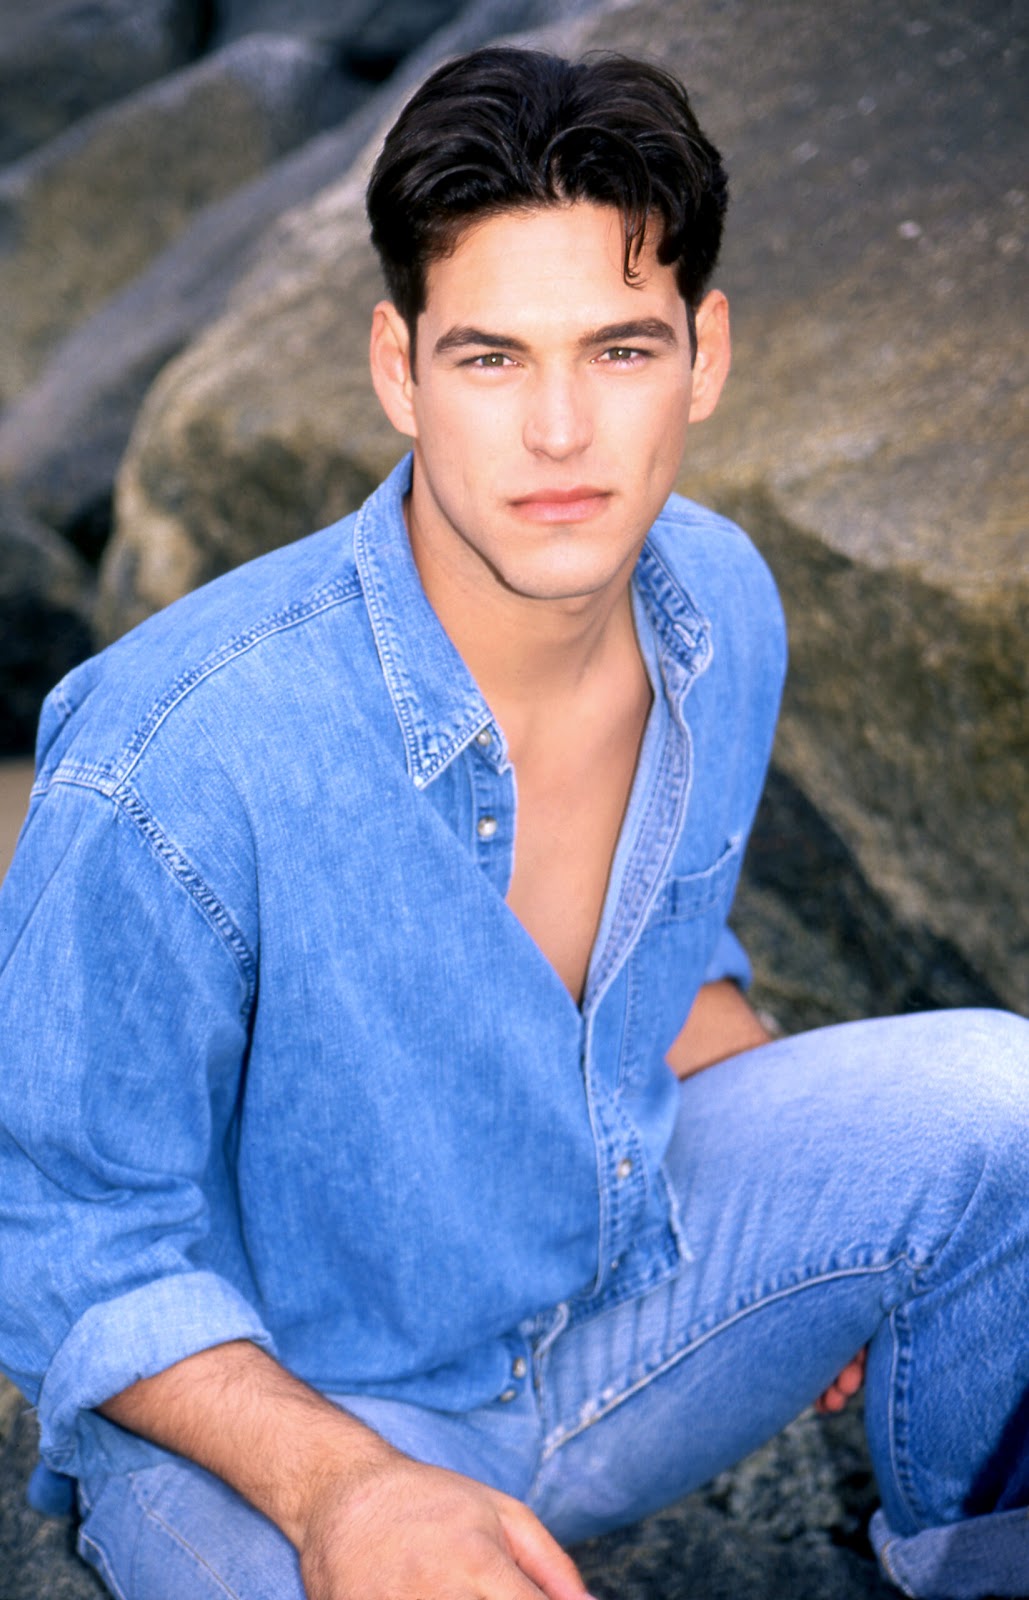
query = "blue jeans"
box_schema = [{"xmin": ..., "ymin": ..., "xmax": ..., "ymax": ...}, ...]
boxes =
[{"xmin": 76, "ymin": 1009, "xmax": 1029, "ymax": 1600}]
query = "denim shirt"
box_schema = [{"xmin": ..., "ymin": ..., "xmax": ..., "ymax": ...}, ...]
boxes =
[{"xmin": 0, "ymin": 455, "xmax": 785, "ymax": 1484}]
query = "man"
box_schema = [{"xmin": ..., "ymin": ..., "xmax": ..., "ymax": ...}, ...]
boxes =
[{"xmin": 0, "ymin": 46, "xmax": 1027, "ymax": 1600}]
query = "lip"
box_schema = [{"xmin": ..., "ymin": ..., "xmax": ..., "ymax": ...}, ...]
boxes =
[{"xmin": 509, "ymin": 487, "xmax": 611, "ymax": 523}]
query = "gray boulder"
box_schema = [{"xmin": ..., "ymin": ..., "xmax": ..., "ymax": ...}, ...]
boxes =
[
  {"xmin": 0, "ymin": 0, "xmax": 600, "ymax": 550},
  {"xmin": 0, "ymin": 33, "xmax": 362, "ymax": 404},
  {"xmin": 0, "ymin": 491, "xmax": 94, "ymax": 755},
  {"xmin": 212, "ymin": 0, "xmax": 388, "ymax": 45},
  {"xmin": 587, "ymin": 0, "xmax": 1028, "ymax": 1015},
  {"xmin": 213, "ymin": 0, "xmax": 468, "ymax": 77},
  {"xmin": 0, "ymin": 0, "xmax": 207, "ymax": 165},
  {"xmin": 100, "ymin": 0, "xmax": 1027, "ymax": 1015}
]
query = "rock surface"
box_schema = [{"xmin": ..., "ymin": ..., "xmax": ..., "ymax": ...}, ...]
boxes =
[
  {"xmin": 0, "ymin": 33, "xmax": 363, "ymax": 404},
  {"xmin": 100, "ymin": 0, "xmax": 1027, "ymax": 1013},
  {"xmin": 0, "ymin": 1370, "xmax": 893, "ymax": 1598},
  {"xmin": 0, "ymin": 491, "xmax": 94, "ymax": 755},
  {"xmin": 0, "ymin": 0, "xmax": 208, "ymax": 165},
  {"xmin": 0, "ymin": 0, "xmax": 596, "ymax": 551},
  {"xmin": 214, "ymin": 0, "xmax": 469, "ymax": 80}
]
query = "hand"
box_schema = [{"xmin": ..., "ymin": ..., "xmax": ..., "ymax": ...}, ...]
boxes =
[
  {"xmin": 667, "ymin": 980, "xmax": 775, "ymax": 1080},
  {"xmin": 815, "ymin": 1346, "xmax": 867, "ymax": 1414},
  {"xmin": 298, "ymin": 1452, "xmax": 594, "ymax": 1600}
]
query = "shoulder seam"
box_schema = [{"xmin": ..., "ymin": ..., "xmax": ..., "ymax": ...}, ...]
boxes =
[
  {"xmin": 39, "ymin": 775, "xmax": 257, "ymax": 1009},
  {"xmin": 114, "ymin": 573, "xmax": 363, "ymax": 788}
]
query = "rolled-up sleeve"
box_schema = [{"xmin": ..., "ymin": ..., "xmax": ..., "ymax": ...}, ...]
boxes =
[
  {"xmin": 0, "ymin": 777, "xmax": 273, "ymax": 1475},
  {"xmin": 702, "ymin": 924, "xmax": 753, "ymax": 990}
]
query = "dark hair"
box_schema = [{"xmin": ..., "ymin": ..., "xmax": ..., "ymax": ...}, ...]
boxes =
[{"xmin": 366, "ymin": 47, "xmax": 728, "ymax": 354}]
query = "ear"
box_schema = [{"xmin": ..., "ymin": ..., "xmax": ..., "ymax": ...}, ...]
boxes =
[
  {"xmin": 688, "ymin": 290, "xmax": 731, "ymax": 423},
  {"xmin": 369, "ymin": 301, "xmax": 418, "ymax": 438}
]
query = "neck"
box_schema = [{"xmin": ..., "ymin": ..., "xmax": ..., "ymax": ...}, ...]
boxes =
[{"xmin": 404, "ymin": 498, "xmax": 643, "ymax": 736}]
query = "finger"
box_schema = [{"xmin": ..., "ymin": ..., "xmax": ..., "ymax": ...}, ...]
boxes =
[
  {"xmin": 498, "ymin": 1500, "xmax": 592, "ymax": 1600},
  {"xmin": 836, "ymin": 1349, "xmax": 868, "ymax": 1395}
]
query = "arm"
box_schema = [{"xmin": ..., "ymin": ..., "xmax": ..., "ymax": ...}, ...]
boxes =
[
  {"xmin": 100, "ymin": 1341, "xmax": 592, "ymax": 1600},
  {"xmin": 0, "ymin": 785, "xmax": 585, "ymax": 1599},
  {"xmin": 665, "ymin": 978, "xmax": 774, "ymax": 1080}
]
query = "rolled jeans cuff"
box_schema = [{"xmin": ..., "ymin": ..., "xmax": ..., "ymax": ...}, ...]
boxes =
[{"xmin": 871, "ymin": 1504, "xmax": 1029, "ymax": 1598}]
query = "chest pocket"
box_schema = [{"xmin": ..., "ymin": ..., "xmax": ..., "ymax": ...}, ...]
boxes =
[
  {"xmin": 652, "ymin": 834, "xmax": 744, "ymax": 923},
  {"xmin": 619, "ymin": 835, "xmax": 745, "ymax": 1087}
]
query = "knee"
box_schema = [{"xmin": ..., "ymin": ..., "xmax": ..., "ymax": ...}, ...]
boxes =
[
  {"xmin": 933, "ymin": 1008, "xmax": 1029, "ymax": 1183},
  {"xmin": 935, "ymin": 1006, "xmax": 1029, "ymax": 1097},
  {"xmin": 888, "ymin": 1009, "xmax": 1029, "ymax": 1183}
]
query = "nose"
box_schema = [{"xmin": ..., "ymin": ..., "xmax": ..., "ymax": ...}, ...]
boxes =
[{"xmin": 522, "ymin": 366, "xmax": 592, "ymax": 459}]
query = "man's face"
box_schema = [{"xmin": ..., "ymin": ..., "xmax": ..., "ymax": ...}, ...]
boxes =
[{"xmin": 370, "ymin": 202, "xmax": 728, "ymax": 611}]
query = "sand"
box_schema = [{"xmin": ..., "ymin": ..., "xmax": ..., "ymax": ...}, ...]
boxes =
[{"xmin": 0, "ymin": 759, "xmax": 34, "ymax": 885}]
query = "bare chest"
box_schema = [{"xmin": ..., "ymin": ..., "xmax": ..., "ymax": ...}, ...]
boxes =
[{"xmin": 504, "ymin": 694, "xmax": 650, "ymax": 1004}]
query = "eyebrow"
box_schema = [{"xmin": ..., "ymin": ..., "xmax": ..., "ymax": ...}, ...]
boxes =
[{"xmin": 432, "ymin": 317, "xmax": 680, "ymax": 359}]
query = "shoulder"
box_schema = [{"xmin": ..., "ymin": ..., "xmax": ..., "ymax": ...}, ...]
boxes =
[
  {"xmin": 648, "ymin": 492, "xmax": 783, "ymax": 620},
  {"xmin": 35, "ymin": 511, "xmax": 365, "ymax": 789}
]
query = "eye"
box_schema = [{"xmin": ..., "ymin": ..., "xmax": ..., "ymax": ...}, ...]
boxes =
[
  {"xmin": 597, "ymin": 346, "xmax": 649, "ymax": 366},
  {"xmin": 467, "ymin": 351, "xmax": 515, "ymax": 368}
]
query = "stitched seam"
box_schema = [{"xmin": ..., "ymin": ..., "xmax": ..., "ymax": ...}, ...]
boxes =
[
  {"xmin": 78, "ymin": 1525, "xmax": 130, "ymax": 1600},
  {"xmin": 20, "ymin": 776, "xmax": 255, "ymax": 1014},
  {"xmin": 874, "ymin": 1531, "xmax": 918, "ymax": 1597},
  {"xmin": 139, "ymin": 1508, "xmax": 241, "ymax": 1600},
  {"xmin": 589, "ymin": 716, "xmax": 693, "ymax": 1004},
  {"xmin": 887, "ymin": 1301, "xmax": 925, "ymax": 1531},
  {"xmin": 130, "ymin": 1476, "xmax": 241, "ymax": 1600},
  {"xmin": 541, "ymin": 1254, "xmax": 909, "ymax": 1458},
  {"xmin": 115, "ymin": 578, "xmax": 362, "ymax": 787},
  {"xmin": 357, "ymin": 533, "xmax": 479, "ymax": 787},
  {"xmin": 113, "ymin": 786, "xmax": 255, "ymax": 1004}
]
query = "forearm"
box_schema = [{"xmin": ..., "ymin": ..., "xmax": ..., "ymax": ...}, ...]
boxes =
[
  {"xmin": 99, "ymin": 1339, "xmax": 589, "ymax": 1600},
  {"xmin": 98, "ymin": 1339, "xmax": 396, "ymax": 1548},
  {"xmin": 665, "ymin": 978, "xmax": 775, "ymax": 1080}
]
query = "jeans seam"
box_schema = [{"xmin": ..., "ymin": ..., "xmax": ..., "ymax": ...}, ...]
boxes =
[
  {"xmin": 128, "ymin": 1474, "xmax": 243, "ymax": 1600},
  {"xmin": 539, "ymin": 1253, "xmax": 909, "ymax": 1459},
  {"xmin": 886, "ymin": 1300, "xmax": 927, "ymax": 1536},
  {"xmin": 874, "ymin": 1529, "xmax": 918, "ymax": 1598},
  {"xmin": 78, "ymin": 1524, "xmax": 130, "ymax": 1600}
]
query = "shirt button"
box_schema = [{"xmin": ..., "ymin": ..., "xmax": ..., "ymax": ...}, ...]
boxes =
[
  {"xmin": 511, "ymin": 1356, "xmax": 527, "ymax": 1379},
  {"xmin": 499, "ymin": 1387, "xmax": 517, "ymax": 1403},
  {"xmin": 616, "ymin": 1157, "xmax": 634, "ymax": 1180},
  {"xmin": 476, "ymin": 815, "xmax": 498, "ymax": 840},
  {"xmin": 475, "ymin": 728, "xmax": 493, "ymax": 747}
]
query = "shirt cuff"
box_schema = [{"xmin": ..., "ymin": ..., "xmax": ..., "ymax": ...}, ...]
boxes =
[
  {"xmin": 38, "ymin": 1272, "xmax": 276, "ymax": 1473},
  {"xmin": 702, "ymin": 926, "xmax": 753, "ymax": 990}
]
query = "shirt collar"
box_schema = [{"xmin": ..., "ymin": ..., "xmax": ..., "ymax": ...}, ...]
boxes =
[
  {"xmin": 354, "ymin": 454, "xmax": 712, "ymax": 788},
  {"xmin": 354, "ymin": 455, "xmax": 497, "ymax": 790}
]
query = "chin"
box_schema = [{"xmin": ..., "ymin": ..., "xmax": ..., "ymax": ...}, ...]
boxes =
[{"xmin": 493, "ymin": 560, "xmax": 624, "ymax": 604}]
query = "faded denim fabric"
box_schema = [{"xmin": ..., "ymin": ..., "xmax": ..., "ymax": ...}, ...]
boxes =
[
  {"xmin": 0, "ymin": 454, "xmax": 782, "ymax": 1489},
  {"xmin": 74, "ymin": 1011, "xmax": 1029, "ymax": 1600}
]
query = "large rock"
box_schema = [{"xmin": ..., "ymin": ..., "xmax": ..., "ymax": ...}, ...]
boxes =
[
  {"xmin": 0, "ymin": 0, "xmax": 207, "ymax": 166},
  {"xmin": 0, "ymin": 33, "xmax": 362, "ymax": 404},
  {"xmin": 0, "ymin": 94, "xmax": 382, "ymax": 553},
  {"xmin": 0, "ymin": 491, "xmax": 94, "ymax": 756},
  {"xmin": 100, "ymin": 0, "xmax": 1027, "ymax": 1016},
  {"xmin": 578, "ymin": 0, "xmax": 1029, "ymax": 1015},
  {"xmin": 0, "ymin": 0, "xmax": 597, "ymax": 554},
  {"xmin": 214, "ymin": 0, "xmax": 469, "ymax": 81}
]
